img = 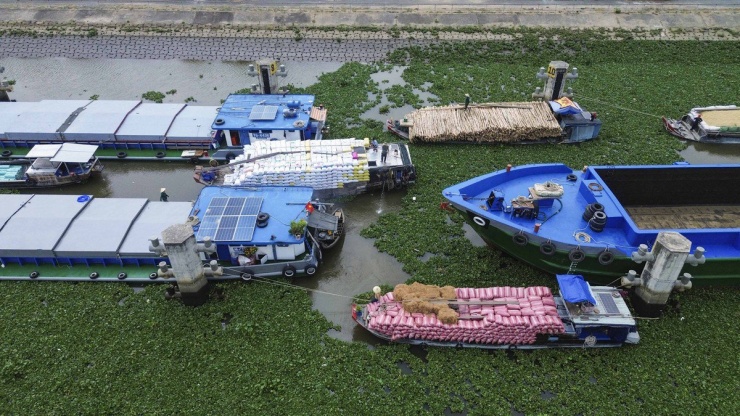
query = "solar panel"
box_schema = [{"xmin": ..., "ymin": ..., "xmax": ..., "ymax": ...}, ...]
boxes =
[
  {"xmin": 196, "ymin": 196, "xmax": 263, "ymax": 242},
  {"xmin": 249, "ymin": 105, "xmax": 279, "ymax": 121},
  {"xmin": 597, "ymin": 292, "xmax": 621, "ymax": 314}
]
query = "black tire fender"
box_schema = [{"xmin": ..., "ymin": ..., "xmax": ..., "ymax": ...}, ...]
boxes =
[
  {"xmin": 512, "ymin": 233, "xmax": 528, "ymax": 247},
  {"xmin": 149, "ymin": 272, "xmax": 159, "ymax": 280},
  {"xmin": 282, "ymin": 265, "xmax": 297, "ymax": 278},
  {"xmin": 597, "ymin": 249, "xmax": 615, "ymax": 266},
  {"xmin": 539, "ymin": 241, "xmax": 556, "ymax": 256},
  {"xmin": 117, "ymin": 151, "xmax": 127, "ymax": 159},
  {"xmin": 1, "ymin": 150, "xmax": 12, "ymax": 157},
  {"xmin": 568, "ymin": 247, "xmax": 586, "ymax": 263},
  {"xmin": 29, "ymin": 271, "xmax": 39, "ymax": 279},
  {"xmin": 241, "ymin": 270, "xmax": 255, "ymax": 282},
  {"xmin": 89, "ymin": 272, "xmax": 99, "ymax": 279},
  {"xmin": 305, "ymin": 265, "xmax": 317, "ymax": 276},
  {"xmin": 155, "ymin": 151, "xmax": 166, "ymax": 159},
  {"xmin": 117, "ymin": 272, "xmax": 127, "ymax": 280}
]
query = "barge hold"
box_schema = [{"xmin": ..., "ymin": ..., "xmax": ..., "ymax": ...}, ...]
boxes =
[
  {"xmin": 194, "ymin": 138, "xmax": 416, "ymax": 198},
  {"xmin": 662, "ymin": 105, "xmax": 740, "ymax": 143},
  {"xmin": 442, "ymin": 163, "xmax": 740, "ymax": 286},
  {"xmin": 0, "ymin": 143, "xmax": 102, "ymax": 188},
  {"xmin": 0, "ymin": 186, "xmax": 320, "ymax": 283},
  {"xmin": 353, "ymin": 275, "xmax": 639, "ymax": 349}
]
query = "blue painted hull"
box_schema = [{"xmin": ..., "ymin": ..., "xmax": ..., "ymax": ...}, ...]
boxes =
[{"xmin": 443, "ymin": 163, "xmax": 740, "ymax": 285}]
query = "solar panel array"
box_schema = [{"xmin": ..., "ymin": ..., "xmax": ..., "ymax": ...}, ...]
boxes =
[
  {"xmin": 249, "ymin": 105, "xmax": 279, "ymax": 121},
  {"xmin": 195, "ymin": 196, "xmax": 263, "ymax": 241}
]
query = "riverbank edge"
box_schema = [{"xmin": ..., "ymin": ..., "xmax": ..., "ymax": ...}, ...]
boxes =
[{"xmin": 0, "ymin": 4, "xmax": 738, "ymax": 41}]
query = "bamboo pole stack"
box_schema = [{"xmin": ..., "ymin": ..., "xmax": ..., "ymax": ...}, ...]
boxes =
[{"xmin": 406, "ymin": 101, "xmax": 563, "ymax": 143}]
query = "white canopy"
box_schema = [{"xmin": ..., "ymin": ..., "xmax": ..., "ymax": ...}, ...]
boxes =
[{"xmin": 25, "ymin": 143, "xmax": 98, "ymax": 163}]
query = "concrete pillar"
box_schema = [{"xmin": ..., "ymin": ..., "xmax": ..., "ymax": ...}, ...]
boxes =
[
  {"xmin": 633, "ymin": 232, "xmax": 691, "ymax": 317},
  {"xmin": 162, "ymin": 223, "xmax": 209, "ymax": 306}
]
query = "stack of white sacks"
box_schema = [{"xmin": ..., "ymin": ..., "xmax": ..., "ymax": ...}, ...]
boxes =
[
  {"xmin": 366, "ymin": 286, "xmax": 566, "ymax": 344},
  {"xmin": 221, "ymin": 139, "xmax": 371, "ymax": 190}
]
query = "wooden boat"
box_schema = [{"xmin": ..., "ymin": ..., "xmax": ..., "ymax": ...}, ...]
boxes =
[
  {"xmin": 353, "ymin": 275, "xmax": 640, "ymax": 349},
  {"xmin": 0, "ymin": 143, "xmax": 102, "ymax": 188},
  {"xmin": 307, "ymin": 202, "xmax": 345, "ymax": 251},
  {"xmin": 386, "ymin": 118, "xmax": 410, "ymax": 140},
  {"xmin": 442, "ymin": 163, "xmax": 740, "ymax": 286},
  {"xmin": 663, "ymin": 105, "xmax": 740, "ymax": 143}
]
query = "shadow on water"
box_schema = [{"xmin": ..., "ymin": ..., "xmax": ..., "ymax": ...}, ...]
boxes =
[{"xmin": 294, "ymin": 190, "xmax": 411, "ymax": 343}]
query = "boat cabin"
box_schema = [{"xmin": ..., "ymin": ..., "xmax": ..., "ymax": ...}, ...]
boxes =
[
  {"xmin": 211, "ymin": 94, "xmax": 326, "ymax": 149},
  {"xmin": 189, "ymin": 186, "xmax": 320, "ymax": 274}
]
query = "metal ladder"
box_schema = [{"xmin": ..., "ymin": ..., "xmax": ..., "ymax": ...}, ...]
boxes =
[{"xmin": 567, "ymin": 261, "xmax": 578, "ymax": 275}]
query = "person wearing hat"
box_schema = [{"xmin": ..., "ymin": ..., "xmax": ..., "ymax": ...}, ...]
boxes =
[
  {"xmin": 464, "ymin": 93, "xmax": 470, "ymax": 110},
  {"xmin": 160, "ymin": 188, "xmax": 169, "ymax": 202}
]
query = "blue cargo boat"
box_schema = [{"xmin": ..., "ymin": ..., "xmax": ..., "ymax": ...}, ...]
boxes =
[
  {"xmin": 442, "ymin": 163, "xmax": 740, "ymax": 286},
  {"xmin": 0, "ymin": 186, "xmax": 320, "ymax": 282}
]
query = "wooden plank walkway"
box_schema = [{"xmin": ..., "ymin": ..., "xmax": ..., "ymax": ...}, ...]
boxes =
[{"xmin": 625, "ymin": 205, "xmax": 740, "ymax": 229}]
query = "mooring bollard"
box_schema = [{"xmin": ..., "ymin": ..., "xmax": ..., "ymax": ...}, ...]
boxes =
[{"xmin": 161, "ymin": 223, "xmax": 209, "ymax": 306}]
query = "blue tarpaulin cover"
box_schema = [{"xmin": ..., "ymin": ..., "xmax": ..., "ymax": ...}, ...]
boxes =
[{"xmin": 556, "ymin": 274, "xmax": 597, "ymax": 305}]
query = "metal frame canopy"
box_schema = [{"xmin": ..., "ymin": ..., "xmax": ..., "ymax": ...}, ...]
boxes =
[{"xmin": 25, "ymin": 143, "xmax": 98, "ymax": 163}]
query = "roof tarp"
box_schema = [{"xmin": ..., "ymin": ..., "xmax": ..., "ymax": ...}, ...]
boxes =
[
  {"xmin": 50, "ymin": 143, "xmax": 98, "ymax": 163},
  {"xmin": 0, "ymin": 194, "xmax": 90, "ymax": 257},
  {"xmin": 118, "ymin": 201, "xmax": 193, "ymax": 256},
  {"xmin": 53, "ymin": 198, "xmax": 147, "ymax": 257},
  {"xmin": 556, "ymin": 274, "xmax": 597, "ymax": 305},
  {"xmin": 63, "ymin": 100, "xmax": 141, "ymax": 142}
]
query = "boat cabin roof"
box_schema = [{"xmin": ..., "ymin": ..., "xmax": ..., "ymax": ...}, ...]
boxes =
[
  {"xmin": 213, "ymin": 94, "xmax": 316, "ymax": 132},
  {"xmin": 190, "ymin": 186, "xmax": 314, "ymax": 246},
  {"xmin": 26, "ymin": 143, "xmax": 98, "ymax": 163}
]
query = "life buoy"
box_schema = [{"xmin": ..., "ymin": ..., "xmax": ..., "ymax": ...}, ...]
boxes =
[
  {"xmin": 305, "ymin": 265, "xmax": 317, "ymax": 276},
  {"xmin": 29, "ymin": 271, "xmax": 39, "ymax": 279},
  {"xmin": 568, "ymin": 248, "xmax": 586, "ymax": 263},
  {"xmin": 512, "ymin": 233, "xmax": 529, "ymax": 247},
  {"xmin": 539, "ymin": 241, "xmax": 556, "ymax": 256},
  {"xmin": 1, "ymin": 150, "xmax": 12, "ymax": 157},
  {"xmin": 282, "ymin": 265, "xmax": 297, "ymax": 278},
  {"xmin": 473, "ymin": 216, "xmax": 487, "ymax": 227},
  {"xmin": 117, "ymin": 151, "xmax": 127, "ymax": 159},
  {"xmin": 597, "ymin": 250, "xmax": 615, "ymax": 265},
  {"xmin": 155, "ymin": 151, "xmax": 166, "ymax": 159},
  {"xmin": 117, "ymin": 272, "xmax": 127, "ymax": 280},
  {"xmin": 89, "ymin": 272, "xmax": 99, "ymax": 279},
  {"xmin": 241, "ymin": 270, "xmax": 255, "ymax": 281}
]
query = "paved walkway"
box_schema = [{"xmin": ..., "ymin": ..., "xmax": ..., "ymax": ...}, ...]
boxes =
[{"xmin": 0, "ymin": 3, "xmax": 737, "ymax": 61}]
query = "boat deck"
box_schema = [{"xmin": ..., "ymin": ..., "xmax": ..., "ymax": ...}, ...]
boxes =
[{"xmin": 625, "ymin": 205, "xmax": 740, "ymax": 229}]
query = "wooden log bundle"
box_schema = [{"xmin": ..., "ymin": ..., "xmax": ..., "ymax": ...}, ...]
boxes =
[{"xmin": 406, "ymin": 101, "xmax": 563, "ymax": 143}]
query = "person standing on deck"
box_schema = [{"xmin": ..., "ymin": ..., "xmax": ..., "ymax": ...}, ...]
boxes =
[
  {"xmin": 160, "ymin": 188, "xmax": 169, "ymax": 202},
  {"xmin": 464, "ymin": 93, "xmax": 470, "ymax": 109},
  {"xmin": 381, "ymin": 143, "xmax": 389, "ymax": 164},
  {"xmin": 691, "ymin": 115, "xmax": 703, "ymax": 131}
]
